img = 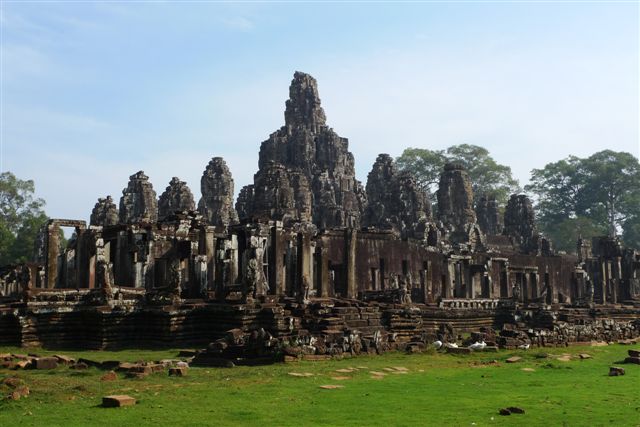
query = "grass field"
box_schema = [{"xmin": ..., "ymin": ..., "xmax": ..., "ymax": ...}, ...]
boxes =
[{"xmin": 0, "ymin": 344, "xmax": 638, "ymax": 426}]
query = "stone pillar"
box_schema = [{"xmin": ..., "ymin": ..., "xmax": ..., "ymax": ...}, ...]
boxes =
[
  {"xmin": 44, "ymin": 222, "xmax": 61, "ymax": 288},
  {"xmin": 269, "ymin": 222, "xmax": 286, "ymax": 296},
  {"xmin": 318, "ymin": 247, "xmax": 330, "ymax": 298},
  {"xmin": 297, "ymin": 232, "xmax": 312, "ymax": 298},
  {"xmin": 346, "ymin": 228, "xmax": 357, "ymax": 298},
  {"xmin": 229, "ymin": 234, "xmax": 239, "ymax": 285}
]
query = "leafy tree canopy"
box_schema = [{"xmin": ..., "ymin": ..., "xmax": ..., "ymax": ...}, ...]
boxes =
[
  {"xmin": 525, "ymin": 150, "xmax": 640, "ymax": 252},
  {"xmin": 0, "ymin": 172, "xmax": 48, "ymax": 265},
  {"xmin": 396, "ymin": 144, "xmax": 520, "ymax": 206}
]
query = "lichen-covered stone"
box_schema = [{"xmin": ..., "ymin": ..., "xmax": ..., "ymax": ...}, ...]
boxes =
[
  {"xmin": 251, "ymin": 163, "xmax": 312, "ymax": 224},
  {"xmin": 235, "ymin": 185, "xmax": 255, "ymax": 222},
  {"xmin": 437, "ymin": 163, "xmax": 476, "ymax": 235},
  {"xmin": 475, "ymin": 194, "xmax": 502, "ymax": 235},
  {"xmin": 119, "ymin": 171, "xmax": 158, "ymax": 224},
  {"xmin": 363, "ymin": 154, "xmax": 431, "ymax": 238},
  {"xmin": 245, "ymin": 71, "xmax": 366, "ymax": 228},
  {"xmin": 90, "ymin": 196, "xmax": 118, "ymax": 227},
  {"xmin": 504, "ymin": 194, "xmax": 537, "ymax": 252},
  {"xmin": 198, "ymin": 157, "xmax": 238, "ymax": 227},
  {"xmin": 158, "ymin": 177, "xmax": 195, "ymax": 219}
]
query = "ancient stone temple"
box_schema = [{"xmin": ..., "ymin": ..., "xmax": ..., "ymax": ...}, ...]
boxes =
[
  {"xmin": 363, "ymin": 154, "xmax": 431, "ymax": 238},
  {"xmin": 239, "ymin": 71, "xmax": 366, "ymax": 229},
  {"xmin": 504, "ymin": 194, "xmax": 539, "ymax": 253},
  {"xmin": 437, "ymin": 163, "xmax": 481, "ymax": 245},
  {"xmin": 90, "ymin": 196, "xmax": 118, "ymax": 227},
  {"xmin": 158, "ymin": 177, "xmax": 196, "ymax": 219},
  {"xmin": 0, "ymin": 71, "xmax": 638, "ymax": 357},
  {"xmin": 198, "ymin": 157, "xmax": 238, "ymax": 228},
  {"xmin": 119, "ymin": 171, "xmax": 158, "ymax": 224},
  {"xmin": 475, "ymin": 194, "xmax": 502, "ymax": 236}
]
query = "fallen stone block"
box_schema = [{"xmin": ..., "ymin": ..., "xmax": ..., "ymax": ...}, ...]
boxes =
[
  {"xmin": 499, "ymin": 408, "xmax": 511, "ymax": 416},
  {"xmin": 102, "ymin": 395, "xmax": 136, "ymax": 407},
  {"xmin": 628, "ymin": 349, "xmax": 640, "ymax": 358},
  {"xmin": 148, "ymin": 363, "xmax": 165, "ymax": 373},
  {"xmin": 169, "ymin": 367, "xmax": 187, "ymax": 377},
  {"xmin": 507, "ymin": 407, "xmax": 525, "ymax": 414},
  {"xmin": 35, "ymin": 357, "xmax": 58, "ymax": 370},
  {"xmin": 609, "ymin": 366, "xmax": 625, "ymax": 376},
  {"xmin": 505, "ymin": 356, "xmax": 522, "ymax": 363},
  {"xmin": 77, "ymin": 358, "xmax": 102, "ymax": 368},
  {"xmin": 100, "ymin": 361, "xmax": 120, "ymax": 370},
  {"xmin": 579, "ymin": 354, "xmax": 592, "ymax": 360},
  {"xmin": 117, "ymin": 362, "xmax": 137, "ymax": 371},
  {"xmin": 53, "ymin": 354, "xmax": 76, "ymax": 365},
  {"xmin": 623, "ymin": 357, "xmax": 640, "ymax": 365},
  {"xmin": 13, "ymin": 360, "xmax": 31, "ymax": 370}
]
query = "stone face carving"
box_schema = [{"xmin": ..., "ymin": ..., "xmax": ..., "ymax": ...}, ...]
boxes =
[
  {"xmin": 158, "ymin": 177, "xmax": 195, "ymax": 219},
  {"xmin": 236, "ymin": 185, "xmax": 255, "ymax": 222},
  {"xmin": 504, "ymin": 194, "xmax": 538, "ymax": 253},
  {"xmin": 250, "ymin": 163, "xmax": 312, "ymax": 224},
  {"xmin": 119, "ymin": 171, "xmax": 158, "ymax": 224},
  {"xmin": 437, "ymin": 163, "xmax": 476, "ymax": 239},
  {"xmin": 363, "ymin": 154, "xmax": 431, "ymax": 238},
  {"xmin": 198, "ymin": 157, "xmax": 239, "ymax": 227},
  {"xmin": 243, "ymin": 71, "xmax": 366, "ymax": 228},
  {"xmin": 90, "ymin": 196, "xmax": 119, "ymax": 227},
  {"xmin": 475, "ymin": 194, "xmax": 502, "ymax": 235}
]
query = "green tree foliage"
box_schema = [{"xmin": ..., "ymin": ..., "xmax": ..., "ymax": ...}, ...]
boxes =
[
  {"xmin": 396, "ymin": 144, "xmax": 520, "ymax": 205},
  {"xmin": 0, "ymin": 172, "xmax": 48, "ymax": 265},
  {"xmin": 526, "ymin": 150, "xmax": 640, "ymax": 252}
]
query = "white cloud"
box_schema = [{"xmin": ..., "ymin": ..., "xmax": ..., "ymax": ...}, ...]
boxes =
[{"xmin": 222, "ymin": 16, "xmax": 254, "ymax": 32}]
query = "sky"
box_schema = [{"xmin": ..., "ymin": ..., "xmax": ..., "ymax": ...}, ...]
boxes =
[{"xmin": 1, "ymin": 1, "xmax": 639, "ymax": 223}]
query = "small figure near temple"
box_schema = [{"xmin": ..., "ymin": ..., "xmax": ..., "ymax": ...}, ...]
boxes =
[
  {"xmin": 512, "ymin": 281, "xmax": 521, "ymax": 303},
  {"xmin": 390, "ymin": 274, "xmax": 399, "ymax": 290},
  {"xmin": 585, "ymin": 278, "xmax": 594, "ymax": 303},
  {"xmin": 399, "ymin": 275, "xmax": 412, "ymax": 305},
  {"xmin": 299, "ymin": 275, "xmax": 311, "ymax": 305}
]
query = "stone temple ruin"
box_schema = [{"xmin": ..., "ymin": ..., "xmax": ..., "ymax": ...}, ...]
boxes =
[{"xmin": 1, "ymin": 72, "xmax": 639, "ymax": 362}]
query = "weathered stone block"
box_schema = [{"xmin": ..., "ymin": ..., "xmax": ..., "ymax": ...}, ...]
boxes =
[
  {"xmin": 102, "ymin": 395, "xmax": 136, "ymax": 407},
  {"xmin": 35, "ymin": 357, "xmax": 58, "ymax": 370}
]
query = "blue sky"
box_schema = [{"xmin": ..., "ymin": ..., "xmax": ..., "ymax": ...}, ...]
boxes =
[{"xmin": 1, "ymin": 1, "xmax": 638, "ymax": 221}]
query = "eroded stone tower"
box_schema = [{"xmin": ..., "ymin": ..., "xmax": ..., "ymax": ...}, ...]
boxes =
[
  {"xmin": 119, "ymin": 171, "xmax": 158, "ymax": 224},
  {"xmin": 364, "ymin": 153, "xmax": 431, "ymax": 238},
  {"xmin": 158, "ymin": 177, "xmax": 195, "ymax": 219},
  {"xmin": 90, "ymin": 196, "xmax": 118, "ymax": 227},
  {"xmin": 198, "ymin": 157, "xmax": 238, "ymax": 228},
  {"xmin": 238, "ymin": 71, "xmax": 366, "ymax": 228}
]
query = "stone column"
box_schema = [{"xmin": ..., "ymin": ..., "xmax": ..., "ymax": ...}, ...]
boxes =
[
  {"xmin": 297, "ymin": 232, "xmax": 312, "ymax": 298},
  {"xmin": 345, "ymin": 228, "xmax": 357, "ymax": 299},
  {"xmin": 44, "ymin": 222, "xmax": 60, "ymax": 288},
  {"xmin": 318, "ymin": 247, "xmax": 330, "ymax": 298}
]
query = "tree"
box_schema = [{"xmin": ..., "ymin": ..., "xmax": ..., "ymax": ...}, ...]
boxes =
[
  {"xmin": 0, "ymin": 172, "xmax": 48, "ymax": 265},
  {"xmin": 526, "ymin": 150, "xmax": 640, "ymax": 252},
  {"xmin": 396, "ymin": 144, "xmax": 520, "ymax": 206},
  {"xmin": 580, "ymin": 150, "xmax": 640, "ymax": 237}
]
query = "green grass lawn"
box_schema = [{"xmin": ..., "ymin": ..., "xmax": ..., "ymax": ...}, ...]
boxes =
[{"xmin": 0, "ymin": 344, "xmax": 638, "ymax": 426}]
